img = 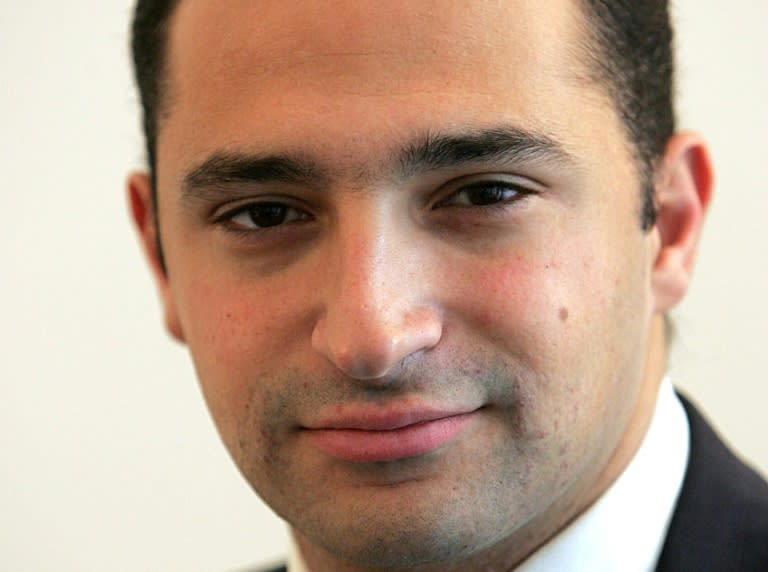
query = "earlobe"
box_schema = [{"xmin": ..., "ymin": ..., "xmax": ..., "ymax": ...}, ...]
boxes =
[
  {"xmin": 127, "ymin": 172, "xmax": 186, "ymax": 343},
  {"xmin": 651, "ymin": 132, "xmax": 714, "ymax": 313}
]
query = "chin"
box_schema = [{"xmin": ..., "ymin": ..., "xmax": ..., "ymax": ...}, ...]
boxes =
[{"xmin": 290, "ymin": 483, "xmax": 523, "ymax": 570}]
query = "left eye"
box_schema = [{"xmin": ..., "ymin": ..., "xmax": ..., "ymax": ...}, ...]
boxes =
[
  {"xmin": 439, "ymin": 182, "xmax": 525, "ymax": 208},
  {"xmin": 225, "ymin": 202, "xmax": 310, "ymax": 229}
]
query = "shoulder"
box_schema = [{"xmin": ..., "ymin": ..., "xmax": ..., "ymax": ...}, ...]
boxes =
[{"xmin": 656, "ymin": 393, "xmax": 768, "ymax": 571}]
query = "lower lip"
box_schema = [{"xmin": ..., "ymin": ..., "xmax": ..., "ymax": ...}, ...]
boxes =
[{"xmin": 305, "ymin": 413, "xmax": 475, "ymax": 463}]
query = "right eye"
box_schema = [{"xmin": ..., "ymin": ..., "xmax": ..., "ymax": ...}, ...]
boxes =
[
  {"xmin": 221, "ymin": 202, "xmax": 312, "ymax": 230},
  {"xmin": 438, "ymin": 181, "xmax": 527, "ymax": 208}
]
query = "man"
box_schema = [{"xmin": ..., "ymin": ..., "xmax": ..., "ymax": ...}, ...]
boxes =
[{"xmin": 127, "ymin": 1, "xmax": 768, "ymax": 570}]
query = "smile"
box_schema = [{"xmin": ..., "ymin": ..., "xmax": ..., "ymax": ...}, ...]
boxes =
[{"xmin": 303, "ymin": 410, "xmax": 477, "ymax": 463}]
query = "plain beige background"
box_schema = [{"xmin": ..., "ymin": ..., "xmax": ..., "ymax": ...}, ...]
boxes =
[{"xmin": 1, "ymin": 1, "xmax": 766, "ymax": 570}]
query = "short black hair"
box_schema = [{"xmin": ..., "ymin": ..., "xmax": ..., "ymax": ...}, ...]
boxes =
[
  {"xmin": 578, "ymin": 0, "xmax": 675, "ymax": 229},
  {"xmin": 130, "ymin": 0, "xmax": 674, "ymax": 230},
  {"xmin": 131, "ymin": 0, "xmax": 181, "ymax": 191}
]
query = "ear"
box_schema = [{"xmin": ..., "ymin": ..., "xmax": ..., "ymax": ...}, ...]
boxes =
[
  {"xmin": 127, "ymin": 172, "xmax": 186, "ymax": 342},
  {"xmin": 651, "ymin": 132, "xmax": 714, "ymax": 313}
]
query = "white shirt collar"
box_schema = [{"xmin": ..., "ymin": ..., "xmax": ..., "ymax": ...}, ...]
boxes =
[{"xmin": 288, "ymin": 379, "xmax": 689, "ymax": 572}]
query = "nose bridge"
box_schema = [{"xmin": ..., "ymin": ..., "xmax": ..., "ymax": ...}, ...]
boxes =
[
  {"xmin": 337, "ymin": 201, "xmax": 399, "ymax": 316},
  {"xmin": 311, "ymin": 197, "xmax": 442, "ymax": 380}
]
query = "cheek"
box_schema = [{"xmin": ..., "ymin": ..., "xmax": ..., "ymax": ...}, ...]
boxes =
[
  {"xmin": 449, "ymin": 236, "xmax": 644, "ymax": 397},
  {"xmin": 171, "ymin": 272, "xmax": 311, "ymax": 438},
  {"xmin": 179, "ymin": 272, "xmax": 306, "ymax": 368},
  {"xmin": 456, "ymin": 253, "xmax": 581, "ymax": 349}
]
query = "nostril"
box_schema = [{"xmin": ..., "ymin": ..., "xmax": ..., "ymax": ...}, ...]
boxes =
[
  {"xmin": 339, "ymin": 354, "xmax": 394, "ymax": 381},
  {"xmin": 320, "ymin": 334, "xmax": 400, "ymax": 380},
  {"xmin": 311, "ymin": 308, "xmax": 443, "ymax": 381}
]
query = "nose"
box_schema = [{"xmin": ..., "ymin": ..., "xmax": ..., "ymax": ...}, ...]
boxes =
[{"xmin": 311, "ymin": 203, "xmax": 443, "ymax": 380}]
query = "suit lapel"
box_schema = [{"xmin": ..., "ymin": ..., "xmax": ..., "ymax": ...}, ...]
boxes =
[{"xmin": 655, "ymin": 394, "xmax": 768, "ymax": 571}]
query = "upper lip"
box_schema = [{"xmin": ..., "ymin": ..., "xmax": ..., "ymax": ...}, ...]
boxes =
[{"xmin": 304, "ymin": 405, "xmax": 480, "ymax": 431}]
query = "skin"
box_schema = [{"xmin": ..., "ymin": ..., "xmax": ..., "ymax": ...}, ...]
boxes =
[{"xmin": 129, "ymin": 1, "xmax": 712, "ymax": 570}]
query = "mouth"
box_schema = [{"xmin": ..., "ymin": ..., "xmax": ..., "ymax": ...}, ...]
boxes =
[{"xmin": 303, "ymin": 409, "xmax": 479, "ymax": 463}]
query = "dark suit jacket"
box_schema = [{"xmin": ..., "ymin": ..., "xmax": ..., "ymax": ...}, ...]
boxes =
[
  {"xmin": 259, "ymin": 396, "xmax": 768, "ymax": 572},
  {"xmin": 655, "ymin": 395, "xmax": 768, "ymax": 571}
]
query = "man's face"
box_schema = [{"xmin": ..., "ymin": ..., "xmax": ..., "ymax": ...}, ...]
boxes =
[{"xmin": 147, "ymin": 0, "xmax": 667, "ymax": 567}]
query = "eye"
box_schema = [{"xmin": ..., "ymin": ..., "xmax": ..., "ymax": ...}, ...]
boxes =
[
  {"xmin": 437, "ymin": 181, "xmax": 530, "ymax": 208},
  {"xmin": 221, "ymin": 202, "xmax": 311, "ymax": 230}
]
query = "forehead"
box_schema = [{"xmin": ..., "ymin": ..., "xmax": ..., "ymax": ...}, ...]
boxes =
[
  {"xmin": 160, "ymin": 0, "xmax": 613, "ymax": 178},
  {"xmin": 168, "ymin": 0, "xmax": 586, "ymax": 82}
]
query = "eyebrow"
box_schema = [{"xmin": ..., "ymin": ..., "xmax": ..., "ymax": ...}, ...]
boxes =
[
  {"xmin": 182, "ymin": 152, "xmax": 326, "ymax": 201},
  {"xmin": 396, "ymin": 126, "xmax": 573, "ymax": 178},
  {"xmin": 180, "ymin": 125, "xmax": 572, "ymax": 201}
]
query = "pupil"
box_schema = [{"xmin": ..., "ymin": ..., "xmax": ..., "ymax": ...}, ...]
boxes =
[
  {"xmin": 468, "ymin": 186, "xmax": 505, "ymax": 206},
  {"xmin": 248, "ymin": 203, "xmax": 287, "ymax": 227}
]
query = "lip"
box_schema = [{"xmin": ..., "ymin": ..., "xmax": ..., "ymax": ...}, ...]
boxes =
[{"xmin": 303, "ymin": 408, "xmax": 478, "ymax": 463}]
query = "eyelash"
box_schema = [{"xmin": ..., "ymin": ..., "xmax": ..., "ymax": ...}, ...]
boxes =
[
  {"xmin": 434, "ymin": 180, "xmax": 534, "ymax": 211},
  {"xmin": 213, "ymin": 201, "xmax": 313, "ymax": 232},
  {"xmin": 212, "ymin": 179, "xmax": 535, "ymax": 235}
]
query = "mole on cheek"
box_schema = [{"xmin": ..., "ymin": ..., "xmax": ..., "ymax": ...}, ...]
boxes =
[{"xmin": 559, "ymin": 307, "xmax": 569, "ymax": 322}]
